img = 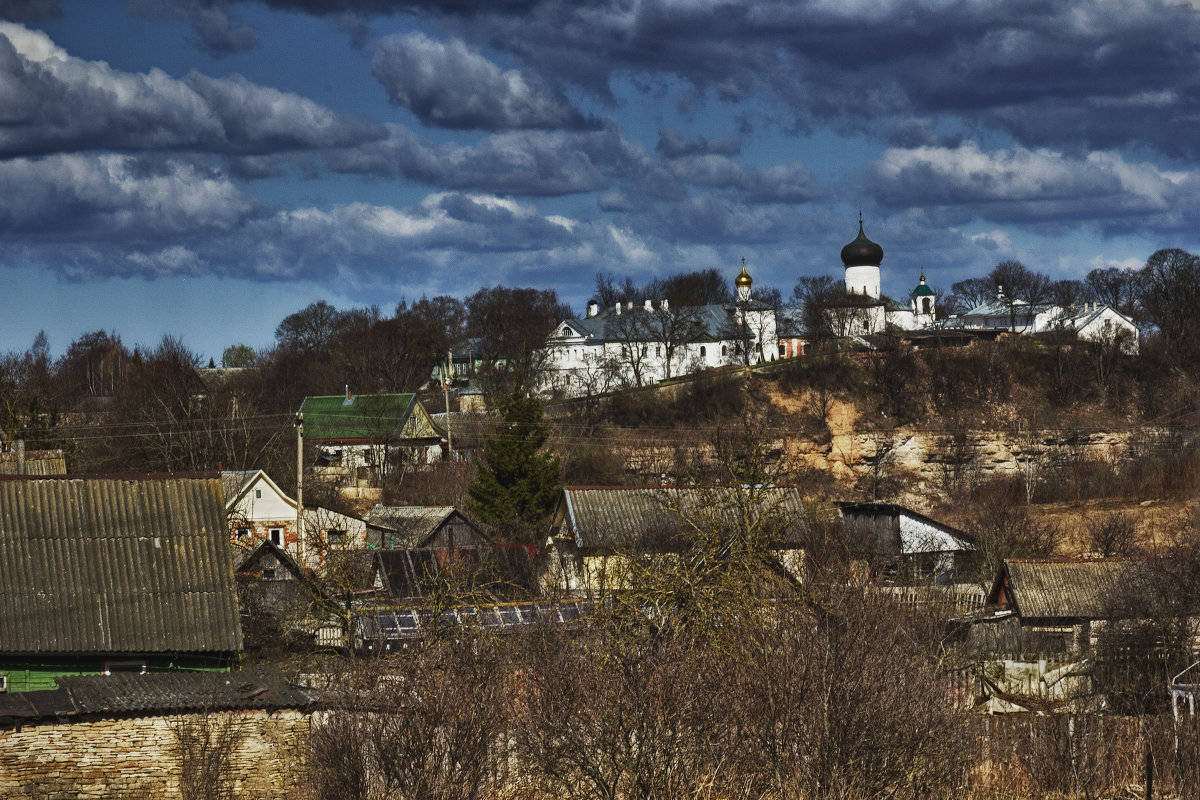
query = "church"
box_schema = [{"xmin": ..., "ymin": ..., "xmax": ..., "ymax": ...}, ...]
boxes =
[
  {"xmin": 542, "ymin": 220, "xmax": 932, "ymax": 397},
  {"xmin": 831, "ymin": 218, "xmax": 937, "ymax": 335}
]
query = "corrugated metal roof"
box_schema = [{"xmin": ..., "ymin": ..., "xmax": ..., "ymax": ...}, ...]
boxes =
[
  {"xmin": 299, "ymin": 393, "xmax": 414, "ymax": 441},
  {"xmin": 1001, "ymin": 558, "xmax": 1142, "ymax": 620},
  {"xmin": 559, "ymin": 486, "xmax": 809, "ymax": 551},
  {"xmin": 57, "ymin": 668, "xmax": 315, "ymax": 715},
  {"xmin": 0, "ymin": 476, "xmax": 243, "ymax": 654}
]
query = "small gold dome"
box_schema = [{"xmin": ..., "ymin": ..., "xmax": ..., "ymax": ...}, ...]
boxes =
[{"xmin": 735, "ymin": 258, "xmax": 753, "ymax": 287}]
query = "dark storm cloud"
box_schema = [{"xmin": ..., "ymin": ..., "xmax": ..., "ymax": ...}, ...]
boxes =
[
  {"xmin": 0, "ymin": 23, "xmax": 384, "ymax": 157},
  {"xmin": 0, "ymin": 0, "xmax": 59, "ymax": 20},
  {"xmin": 140, "ymin": 1, "xmax": 1200, "ymax": 157},
  {"xmin": 371, "ymin": 33, "xmax": 596, "ymax": 130},
  {"xmin": 424, "ymin": 0, "xmax": 1200, "ymax": 159}
]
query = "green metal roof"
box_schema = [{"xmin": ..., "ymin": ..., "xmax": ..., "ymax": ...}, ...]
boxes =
[
  {"xmin": 299, "ymin": 393, "xmax": 415, "ymax": 441},
  {"xmin": 910, "ymin": 283, "xmax": 935, "ymax": 297}
]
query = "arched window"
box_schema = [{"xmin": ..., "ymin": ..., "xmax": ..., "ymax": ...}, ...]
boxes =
[
  {"xmin": 700, "ymin": 346, "xmax": 707, "ymax": 358},
  {"xmin": 721, "ymin": 345, "xmax": 727, "ymax": 357},
  {"xmin": 922, "ymin": 297, "xmax": 931, "ymax": 313}
]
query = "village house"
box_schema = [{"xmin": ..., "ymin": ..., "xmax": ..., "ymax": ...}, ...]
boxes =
[
  {"xmin": 836, "ymin": 501, "xmax": 979, "ymax": 585},
  {"xmin": 222, "ymin": 469, "xmax": 382, "ymax": 571},
  {"xmin": 299, "ymin": 391, "xmax": 446, "ymax": 490},
  {"xmin": 541, "ymin": 486, "xmax": 810, "ymax": 595},
  {"xmin": 0, "ymin": 474, "xmax": 243, "ymax": 693}
]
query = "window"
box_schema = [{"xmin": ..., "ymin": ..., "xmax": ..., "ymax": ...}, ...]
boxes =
[
  {"xmin": 328, "ymin": 529, "xmax": 346, "ymax": 545},
  {"xmin": 721, "ymin": 345, "xmax": 727, "ymax": 357},
  {"xmin": 103, "ymin": 660, "xmax": 148, "ymax": 675},
  {"xmin": 235, "ymin": 528, "xmax": 250, "ymax": 540},
  {"xmin": 262, "ymin": 568, "xmax": 277, "ymax": 580},
  {"xmin": 655, "ymin": 345, "xmax": 661, "ymax": 357},
  {"xmin": 269, "ymin": 528, "xmax": 283, "ymax": 546},
  {"xmin": 700, "ymin": 346, "xmax": 706, "ymax": 358},
  {"xmin": 0, "ymin": 675, "xmax": 7, "ymax": 692},
  {"xmin": 778, "ymin": 343, "xmax": 786, "ymax": 357},
  {"xmin": 255, "ymin": 489, "xmax": 261, "ymax": 499}
]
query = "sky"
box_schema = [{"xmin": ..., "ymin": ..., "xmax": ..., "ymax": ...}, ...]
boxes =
[{"xmin": 2, "ymin": 0, "xmax": 1198, "ymax": 362}]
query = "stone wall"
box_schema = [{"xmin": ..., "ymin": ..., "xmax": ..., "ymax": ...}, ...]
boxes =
[{"xmin": 0, "ymin": 709, "xmax": 309, "ymax": 800}]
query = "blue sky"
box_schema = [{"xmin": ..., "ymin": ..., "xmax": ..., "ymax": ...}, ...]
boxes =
[{"xmin": 1, "ymin": 0, "xmax": 1195, "ymax": 361}]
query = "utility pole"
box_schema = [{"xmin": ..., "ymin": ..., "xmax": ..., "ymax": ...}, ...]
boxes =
[
  {"xmin": 443, "ymin": 350, "xmax": 453, "ymax": 460},
  {"xmin": 294, "ymin": 412, "xmax": 305, "ymax": 566}
]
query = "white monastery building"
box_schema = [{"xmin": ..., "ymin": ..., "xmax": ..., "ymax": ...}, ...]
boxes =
[{"xmin": 543, "ymin": 220, "xmax": 1137, "ymax": 396}]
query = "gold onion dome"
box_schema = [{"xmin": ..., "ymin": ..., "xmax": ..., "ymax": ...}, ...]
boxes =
[{"xmin": 735, "ymin": 258, "xmax": 753, "ymax": 287}]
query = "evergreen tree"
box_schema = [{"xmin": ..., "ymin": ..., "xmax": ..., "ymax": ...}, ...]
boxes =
[{"xmin": 469, "ymin": 394, "xmax": 560, "ymax": 538}]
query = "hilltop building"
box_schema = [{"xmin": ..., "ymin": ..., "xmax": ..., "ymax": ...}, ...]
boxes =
[{"xmin": 542, "ymin": 259, "xmax": 782, "ymax": 396}]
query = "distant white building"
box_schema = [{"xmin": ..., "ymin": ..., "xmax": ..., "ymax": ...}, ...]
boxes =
[
  {"xmin": 543, "ymin": 261, "xmax": 782, "ymax": 397},
  {"xmin": 957, "ymin": 289, "xmax": 1139, "ymax": 353}
]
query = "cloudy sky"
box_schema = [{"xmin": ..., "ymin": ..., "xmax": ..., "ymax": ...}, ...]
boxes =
[{"xmin": 2, "ymin": 0, "xmax": 1197, "ymax": 361}]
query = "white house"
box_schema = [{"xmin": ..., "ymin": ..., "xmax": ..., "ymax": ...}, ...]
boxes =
[{"xmin": 222, "ymin": 469, "xmax": 375, "ymax": 570}]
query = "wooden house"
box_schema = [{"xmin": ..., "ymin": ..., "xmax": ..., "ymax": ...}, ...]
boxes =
[
  {"xmin": 364, "ymin": 505, "xmax": 490, "ymax": 549},
  {"xmin": 835, "ymin": 501, "xmax": 978, "ymax": 584},
  {"xmin": 542, "ymin": 486, "xmax": 809, "ymax": 595},
  {"xmin": 0, "ymin": 474, "xmax": 243, "ymax": 692},
  {"xmin": 298, "ymin": 391, "xmax": 446, "ymax": 484}
]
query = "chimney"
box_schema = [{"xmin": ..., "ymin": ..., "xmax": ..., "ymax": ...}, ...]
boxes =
[
  {"xmin": 661, "ymin": 298, "xmax": 669, "ymax": 311},
  {"xmin": 343, "ymin": 385, "xmax": 354, "ymax": 406},
  {"xmin": 644, "ymin": 299, "xmax": 653, "ymax": 311},
  {"xmin": 15, "ymin": 438, "xmax": 24, "ymax": 476},
  {"xmin": 626, "ymin": 301, "xmax": 633, "ymax": 311},
  {"xmin": 587, "ymin": 299, "xmax": 599, "ymax": 318},
  {"xmin": 614, "ymin": 302, "xmax": 621, "ymax": 315}
]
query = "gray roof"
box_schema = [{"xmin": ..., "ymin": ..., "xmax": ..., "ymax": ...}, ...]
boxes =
[
  {"xmin": 557, "ymin": 303, "xmax": 751, "ymax": 344},
  {"xmin": 962, "ymin": 298, "xmax": 1058, "ymax": 318},
  {"xmin": 219, "ymin": 469, "xmax": 259, "ymax": 505},
  {"xmin": 0, "ymin": 668, "xmax": 314, "ymax": 726},
  {"xmin": 556, "ymin": 486, "xmax": 809, "ymax": 551},
  {"xmin": 58, "ymin": 668, "xmax": 315, "ymax": 715},
  {"xmin": 992, "ymin": 558, "xmax": 1143, "ymax": 620},
  {"xmin": 0, "ymin": 475, "xmax": 243, "ymax": 655}
]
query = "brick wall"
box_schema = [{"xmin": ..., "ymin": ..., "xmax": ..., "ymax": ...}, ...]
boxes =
[{"xmin": 0, "ymin": 709, "xmax": 310, "ymax": 799}]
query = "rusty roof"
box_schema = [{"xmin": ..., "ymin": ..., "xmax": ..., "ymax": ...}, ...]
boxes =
[
  {"xmin": 0, "ymin": 475, "xmax": 243, "ymax": 655},
  {"xmin": 557, "ymin": 486, "xmax": 809, "ymax": 551}
]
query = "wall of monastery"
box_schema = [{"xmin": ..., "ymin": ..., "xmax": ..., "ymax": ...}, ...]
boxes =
[{"xmin": 0, "ymin": 709, "xmax": 309, "ymax": 800}]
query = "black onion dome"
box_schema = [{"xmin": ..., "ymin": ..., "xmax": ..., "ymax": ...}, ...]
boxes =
[{"xmin": 840, "ymin": 221, "xmax": 884, "ymax": 267}]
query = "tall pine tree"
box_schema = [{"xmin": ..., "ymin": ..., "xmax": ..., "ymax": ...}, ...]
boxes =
[{"xmin": 469, "ymin": 394, "xmax": 560, "ymax": 539}]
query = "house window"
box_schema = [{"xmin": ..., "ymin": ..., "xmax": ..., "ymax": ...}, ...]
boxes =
[
  {"xmin": 255, "ymin": 489, "xmax": 261, "ymax": 499},
  {"xmin": 722, "ymin": 345, "xmax": 727, "ymax": 357},
  {"xmin": 269, "ymin": 528, "xmax": 283, "ymax": 546},
  {"xmin": 778, "ymin": 343, "xmax": 786, "ymax": 357},
  {"xmin": 328, "ymin": 529, "xmax": 346, "ymax": 545},
  {"xmin": 103, "ymin": 659, "xmax": 148, "ymax": 675},
  {"xmin": 655, "ymin": 345, "xmax": 661, "ymax": 357},
  {"xmin": 235, "ymin": 528, "xmax": 250, "ymax": 540},
  {"xmin": 262, "ymin": 568, "xmax": 277, "ymax": 580},
  {"xmin": 700, "ymin": 346, "xmax": 707, "ymax": 358}
]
